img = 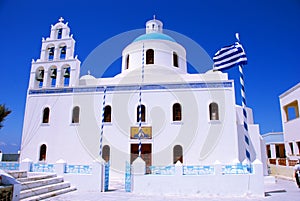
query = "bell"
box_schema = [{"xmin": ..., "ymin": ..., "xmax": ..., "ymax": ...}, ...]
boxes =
[
  {"xmin": 64, "ymin": 67, "xmax": 70, "ymax": 78},
  {"xmin": 48, "ymin": 47, "xmax": 54, "ymax": 55},
  {"xmin": 36, "ymin": 69, "xmax": 44, "ymax": 81},
  {"xmin": 61, "ymin": 46, "xmax": 66, "ymax": 54},
  {"xmin": 50, "ymin": 68, "xmax": 57, "ymax": 78}
]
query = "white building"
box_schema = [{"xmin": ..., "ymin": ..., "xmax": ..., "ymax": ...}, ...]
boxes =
[
  {"xmin": 20, "ymin": 17, "xmax": 265, "ymax": 187},
  {"xmin": 279, "ymin": 82, "xmax": 300, "ymax": 159},
  {"xmin": 261, "ymin": 132, "xmax": 285, "ymax": 159}
]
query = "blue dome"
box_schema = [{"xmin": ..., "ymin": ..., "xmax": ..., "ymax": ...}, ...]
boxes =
[{"xmin": 133, "ymin": 33, "xmax": 176, "ymax": 42}]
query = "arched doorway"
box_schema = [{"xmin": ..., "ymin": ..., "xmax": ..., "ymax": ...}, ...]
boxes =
[{"xmin": 39, "ymin": 144, "xmax": 47, "ymax": 161}]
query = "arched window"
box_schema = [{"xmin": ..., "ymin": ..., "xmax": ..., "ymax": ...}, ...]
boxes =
[
  {"xmin": 42, "ymin": 107, "xmax": 50, "ymax": 123},
  {"xmin": 102, "ymin": 145, "xmax": 110, "ymax": 162},
  {"xmin": 48, "ymin": 47, "xmax": 55, "ymax": 60},
  {"xmin": 173, "ymin": 103, "xmax": 182, "ymax": 121},
  {"xmin": 63, "ymin": 66, "xmax": 70, "ymax": 86},
  {"xmin": 60, "ymin": 46, "xmax": 66, "ymax": 59},
  {"xmin": 57, "ymin": 28, "xmax": 63, "ymax": 39},
  {"xmin": 173, "ymin": 145, "xmax": 183, "ymax": 164},
  {"xmin": 209, "ymin": 102, "xmax": 219, "ymax": 120},
  {"xmin": 173, "ymin": 52, "xmax": 179, "ymax": 67},
  {"xmin": 39, "ymin": 144, "xmax": 47, "ymax": 161},
  {"xmin": 137, "ymin": 104, "xmax": 146, "ymax": 122},
  {"xmin": 126, "ymin": 55, "xmax": 129, "ymax": 69},
  {"xmin": 50, "ymin": 67, "xmax": 57, "ymax": 87},
  {"xmin": 72, "ymin": 106, "xmax": 80, "ymax": 123},
  {"xmin": 146, "ymin": 49, "xmax": 154, "ymax": 64},
  {"xmin": 104, "ymin": 105, "xmax": 111, "ymax": 122}
]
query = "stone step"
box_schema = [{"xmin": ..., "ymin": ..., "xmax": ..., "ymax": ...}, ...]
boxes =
[
  {"xmin": 20, "ymin": 186, "xmax": 77, "ymax": 201},
  {"xmin": 20, "ymin": 181, "xmax": 71, "ymax": 199},
  {"xmin": 18, "ymin": 173, "xmax": 57, "ymax": 183},
  {"xmin": 8, "ymin": 170, "xmax": 27, "ymax": 179},
  {"xmin": 21, "ymin": 176, "xmax": 64, "ymax": 190}
]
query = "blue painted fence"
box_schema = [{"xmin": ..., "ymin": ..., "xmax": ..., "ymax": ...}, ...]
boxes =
[
  {"xmin": 31, "ymin": 163, "xmax": 55, "ymax": 172},
  {"xmin": 222, "ymin": 163, "xmax": 252, "ymax": 174},
  {"xmin": 0, "ymin": 162, "xmax": 19, "ymax": 171},
  {"xmin": 125, "ymin": 161, "xmax": 131, "ymax": 192},
  {"xmin": 148, "ymin": 165, "xmax": 175, "ymax": 175},
  {"xmin": 183, "ymin": 165, "xmax": 214, "ymax": 175},
  {"xmin": 65, "ymin": 165, "xmax": 92, "ymax": 174}
]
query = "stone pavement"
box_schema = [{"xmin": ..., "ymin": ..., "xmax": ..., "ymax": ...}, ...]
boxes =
[{"xmin": 45, "ymin": 177, "xmax": 300, "ymax": 201}]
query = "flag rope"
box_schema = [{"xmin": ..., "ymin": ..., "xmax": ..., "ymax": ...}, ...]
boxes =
[{"xmin": 99, "ymin": 87, "xmax": 107, "ymax": 157}]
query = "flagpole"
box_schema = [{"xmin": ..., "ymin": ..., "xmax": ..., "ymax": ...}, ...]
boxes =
[
  {"xmin": 99, "ymin": 86, "xmax": 107, "ymax": 158},
  {"xmin": 236, "ymin": 33, "xmax": 251, "ymax": 161},
  {"xmin": 138, "ymin": 43, "xmax": 145, "ymax": 158}
]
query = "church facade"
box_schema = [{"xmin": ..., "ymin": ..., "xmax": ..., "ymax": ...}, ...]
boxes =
[{"xmin": 20, "ymin": 17, "xmax": 265, "ymax": 179}]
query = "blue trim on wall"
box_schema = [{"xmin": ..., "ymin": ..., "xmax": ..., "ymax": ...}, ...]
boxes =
[{"xmin": 29, "ymin": 82, "xmax": 232, "ymax": 95}]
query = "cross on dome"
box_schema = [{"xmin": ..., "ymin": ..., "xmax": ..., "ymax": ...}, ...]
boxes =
[{"xmin": 59, "ymin": 17, "xmax": 64, "ymax": 23}]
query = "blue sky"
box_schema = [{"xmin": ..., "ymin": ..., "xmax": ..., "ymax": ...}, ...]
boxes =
[{"xmin": 0, "ymin": 0, "xmax": 299, "ymax": 153}]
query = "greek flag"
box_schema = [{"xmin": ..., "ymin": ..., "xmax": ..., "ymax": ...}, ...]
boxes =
[{"xmin": 213, "ymin": 42, "xmax": 247, "ymax": 70}]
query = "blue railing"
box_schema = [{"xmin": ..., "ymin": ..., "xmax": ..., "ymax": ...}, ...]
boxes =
[
  {"xmin": 0, "ymin": 162, "xmax": 19, "ymax": 171},
  {"xmin": 65, "ymin": 165, "xmax": 92, "ymax": 174},
  {"xmin": 148, "ymin": 165, "xmax": 175, "ymax": 175},
  {"xmin": 183, "ymin": 165, "xmax": 214, "ymax": 175},
  {"xmin": 222, "ymin": 163, "xmax": 252, "ymax": 174},
  {"xmin": 31, "ymin": 163, "xmax": 55, "ymax": 173}
]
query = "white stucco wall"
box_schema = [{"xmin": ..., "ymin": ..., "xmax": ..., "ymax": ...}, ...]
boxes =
[{"xmin": 279, "ymin": 82, "xmax": 300, "ymax": 156}]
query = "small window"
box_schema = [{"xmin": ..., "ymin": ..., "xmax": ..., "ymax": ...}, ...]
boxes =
[
  {"xmin": 146, "ymin": 49, "xmax": 154, "ymax": 64},
  {"xmin": 57, "ymin": 28, "xmax": 63, "ymax": 39},
  {"xmin": 60, "ymin": 46, "xmax": 66, "ymax": 59},
  {"xmin": 137, "ymin": 105, "xmax": 146, "ymax": 122},
  {"xmin": 104, "ymin": 105, "xmax": 111, "ymax": 122},
  {"xmin": 283, "ymin": 100, "xmax": 299, "ymax": 121},
  {"xmin": 102, "ymin": 145, "xmax": 110, "ymax": 162},
  {"xmin": 48, "ymin": 47, "xmax": 54, "ymax": 60},
  {"xmin": 173, "ymin": 103, "xmax": 182, "ymax": 121},
  {"xmin": 289, "ymin": 142, "xmax": 294, "ymax": 155},
  {"xmin": 173, "ymin": 145, "xmax": 183, "ymax": 164},
  {"xmin": 173, "ymin": 52, "xmax": 179, "ymax": 67},
  {"xmin": 42, "ymin": 107, "xmax": 50, "ymax": 123},
  {"xmin": 72, "ymin": 106, "xmax": 80, "ymax": 123},
  {"xmin": 39, "ymin": 144, "xmax": 47, "ymax": 161},
  {"xmin": 126, "ymin": 55, "xmax": 129, "ymax": 69},
  {"xmin": 209, "ymin": 102, "xmax": 219, "ymax": 120}
]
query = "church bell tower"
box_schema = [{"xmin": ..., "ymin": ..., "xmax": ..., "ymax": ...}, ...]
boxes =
[{"xmin": 28, "ymin": 17, "xmax": 81, "ymax": 89}]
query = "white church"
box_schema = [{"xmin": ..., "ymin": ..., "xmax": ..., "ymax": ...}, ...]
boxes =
[{"xmin": 19, "ymin": 17, "xmax": 266, "ymax": 196}]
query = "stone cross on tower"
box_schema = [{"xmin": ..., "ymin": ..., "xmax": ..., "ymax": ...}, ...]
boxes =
[{"xmin": 59, "ymin": 17, "xmax": 64, "ymax": 23}]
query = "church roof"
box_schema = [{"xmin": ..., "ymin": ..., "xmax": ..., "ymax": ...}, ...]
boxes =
[{"xmin": 133, "ymin": 32, "xmax": 176, "ymax": 42}]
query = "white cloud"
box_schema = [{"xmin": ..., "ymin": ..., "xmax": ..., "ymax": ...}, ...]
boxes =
[{"xmin": 0, "ymin": 141, "xmax": 7, "ymax": 146}]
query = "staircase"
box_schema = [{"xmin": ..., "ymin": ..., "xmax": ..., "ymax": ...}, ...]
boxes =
[{"xmin": 9, "ymin": 171, "xmax": 76, "ymax": 201}]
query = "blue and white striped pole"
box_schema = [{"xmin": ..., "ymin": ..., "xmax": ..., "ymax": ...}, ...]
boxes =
[
  {"xmin": 138, "ymin": 44, "xmax": 145, "ymax": 157},
  {"xmin": 99, "ymin": 87, "xmax": 107, "ymax": 157},
  {"xmin": 236, "ymin": 33, "xmax": 251, "ymax": 161}
]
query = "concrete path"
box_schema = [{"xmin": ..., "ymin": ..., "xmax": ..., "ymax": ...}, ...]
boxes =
[{"xmin": 45, "ymin": 177, "xmax": 300, "ymax": 201}]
